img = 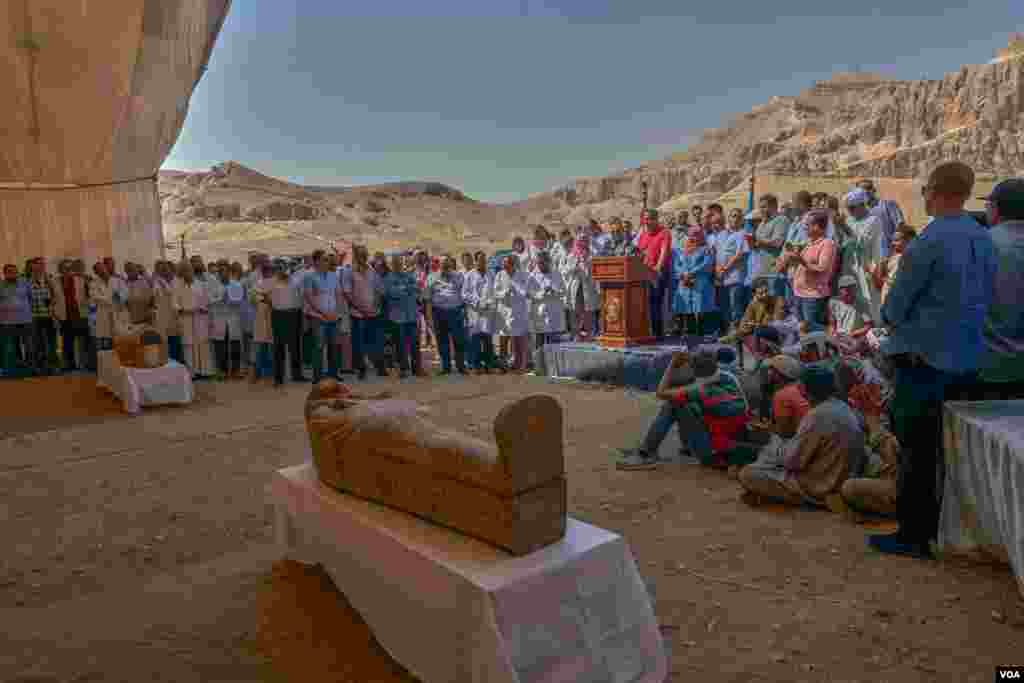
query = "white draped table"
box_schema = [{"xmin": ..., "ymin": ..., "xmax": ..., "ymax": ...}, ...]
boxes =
[
  {"xmin": 270, "ymin": 464, "xmax": 667, "ymax": 683},
  {"xmin": 940, "ymin": 400, "xmax": 1024, "ymax": 598},
  {"xmin": 96, "ymin": 351, "xmax": 195, "ymax": 415}
]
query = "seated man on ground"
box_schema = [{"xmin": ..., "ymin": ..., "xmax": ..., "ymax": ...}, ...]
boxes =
[
  {"xmin": 720, "ymin": 278, "xmax": 787, "ymax": 345},
  {"xmin": 827, "ymin": 275, "xmax": 873, "ymax": 355},
  {"xmin": 617, "ymin": 349, "xmax": 755, "ymax": 471},
  {"xmin": 738, "ymin": 364, "xmax": 867, "ymax": 508},
  {"xmin": 840, "ymin": 384, "xmax": 900, "ymax": 518}
]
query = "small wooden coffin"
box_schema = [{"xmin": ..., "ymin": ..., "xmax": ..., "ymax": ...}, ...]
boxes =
[{"xmin": 305, "ymin": 380, "xmax": 567, "ymax": 555}]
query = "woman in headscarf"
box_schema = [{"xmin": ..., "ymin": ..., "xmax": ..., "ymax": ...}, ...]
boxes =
[
  {"xmin": 511, "ymin": 236, "xmax": 530, "ymax": 272},
  {"xmin": 413, "ymin": 250, "xmax": 434, "ymax": 352},
  {"xmin": 526, "ymin": 225, "xmax": 549, "ymax": 272},
  {"xmin": 672, "ymin": 226, "xmax": 717, "ymax": 336},
  {"xmin": 560, "ymin": 227, "xmax": 600, "ymax": 340},
  {"xmin": 527, "ymin": 251, "xmax": 566, "ymax": 369},
  {"xmin": 173, "ymin": 261, "xmax": 214, "ymax": 379},
  {"xmin": 493, "ymin": 253, "xmax": 530, "ymax": 371}
]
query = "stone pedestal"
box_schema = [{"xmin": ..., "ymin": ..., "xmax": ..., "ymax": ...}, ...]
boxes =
[{"xmin": 270, "ymin": 464, "xmax": 668, "ymax": 683}]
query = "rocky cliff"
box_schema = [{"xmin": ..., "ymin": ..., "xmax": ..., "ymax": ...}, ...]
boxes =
[{"xmin": 565, "ymin": 42, "xmax": 1024, "ymax": 215}]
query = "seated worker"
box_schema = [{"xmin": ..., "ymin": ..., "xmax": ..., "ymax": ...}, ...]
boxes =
[
  {"xmin": 748, "ymin": 355, "xmax": 809, "ymax": 437},
  {"xmin": 827, "ymin": 275, "xmax": 873, "ymax": 355},
  {"xmin": 719, "ymin": 278, "xmax": 787, "ymax": 345},
  {"xmin": 616, "ymin": 349, "xmax": 756, "ymax": 471},
  {"xmin": 738, "ymin": 364, "xmax": 868, "ymax": 508},
  {"xmin": 839, "ymin": 382, "xmax": 900, "ymax": 517},
  {"xmin": 782, "ymin": 327, "xmax": 839, "ymax": 364}
]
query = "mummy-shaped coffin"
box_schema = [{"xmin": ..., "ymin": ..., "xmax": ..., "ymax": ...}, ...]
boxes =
[{"xmin": 305, "ymin": 380, "xmax": 567, "ymax": 555}]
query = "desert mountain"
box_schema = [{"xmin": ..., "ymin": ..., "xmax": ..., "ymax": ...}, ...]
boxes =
[{"xmin": 162, "ymin": 38, "xmax": 1023, "ymax": 260}]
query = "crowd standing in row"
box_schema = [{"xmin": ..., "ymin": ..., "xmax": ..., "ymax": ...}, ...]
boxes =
[{"xmin": 2, "ymin": 166, "xmax": 1021, "ymax": 560}]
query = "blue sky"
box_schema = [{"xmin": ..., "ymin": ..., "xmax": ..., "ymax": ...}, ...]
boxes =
[{"xmin": 165, "ymin": 1, "xmax": 1022, "ymax": 203}]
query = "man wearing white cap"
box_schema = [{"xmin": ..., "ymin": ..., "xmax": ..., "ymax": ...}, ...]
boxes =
[
  {"xmin": 826, "ymin": 274, "xmax": 873, "ymax": 353},
  {"xmin": 841, "ymin": 189, "xmax": 884, "ymax": 324}
]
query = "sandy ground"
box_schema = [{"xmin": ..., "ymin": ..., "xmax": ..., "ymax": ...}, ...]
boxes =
[{"xmin": 1, "ymin": 373, "xmax": 1023, "ymax": 682}]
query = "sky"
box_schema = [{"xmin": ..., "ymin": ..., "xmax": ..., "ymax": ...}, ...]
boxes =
[{"xmin": 164, "ymin": 0, "xmax": 1023, "ymax": 203}]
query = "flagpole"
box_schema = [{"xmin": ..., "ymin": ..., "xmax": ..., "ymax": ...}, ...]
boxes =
[{"xmin": 747, "ymin": 146, "xmax": 759, "ymax": 212}]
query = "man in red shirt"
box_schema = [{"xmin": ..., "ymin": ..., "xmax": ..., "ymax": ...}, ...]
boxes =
[{"xmin": 637, "ymin": 209, "xmax": 672, "ymax": 338}]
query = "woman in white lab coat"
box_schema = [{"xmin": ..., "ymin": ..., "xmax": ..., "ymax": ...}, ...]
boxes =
[
  {"xmin": 560, "ymin": 230, "xmax": 600, "ymax": 340},
  {"xmin": 493, "ymin": 254, "xmax": 530, "ymax": 371}
]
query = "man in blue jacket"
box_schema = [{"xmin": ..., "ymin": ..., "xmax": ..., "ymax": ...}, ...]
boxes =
[{"xmin": 869, "ymin": 162, "xmax": 996, "ymax": 559}]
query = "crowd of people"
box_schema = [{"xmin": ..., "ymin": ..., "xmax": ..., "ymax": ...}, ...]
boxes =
[
  {"xmin": 2, "ymin": 164, "xmax": 1021, "ymax": 561},
  {"xmin": 617, "ymin": 165, "xmax": 1024, "ymax": 562}
]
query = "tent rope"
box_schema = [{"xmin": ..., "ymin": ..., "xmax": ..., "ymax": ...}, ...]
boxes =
[{"xmin": 0, "ymin": 175, "xmax": 159, "ymax": 191}]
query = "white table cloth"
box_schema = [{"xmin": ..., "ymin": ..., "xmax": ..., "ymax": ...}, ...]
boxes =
[
  {"xmin": 96, "ymin": 351, "xmax": 195, "ymax": 415},
  {"xmin": 940, "ymin": 400, "xmax": 1024, "ymax": 598},
  {"xmin": 270, "ymin": 464, "xmax": 667, "ymax": 683}
]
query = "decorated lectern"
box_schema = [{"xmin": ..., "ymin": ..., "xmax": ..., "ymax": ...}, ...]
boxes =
[{"xmin": 592, "ymin": 255, "xmax": 656, "ymax": 347}]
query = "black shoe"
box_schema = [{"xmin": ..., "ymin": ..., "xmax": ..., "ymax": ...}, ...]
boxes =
[
  {"xmin": 274, "ymin": 379, "xmax": 284, "ymax": 387},
  {"xmin": 357, "ymin": 369, "xmax": 367, "ymax": 381},
  {"xmin": 436, "ymin": 368, "xmax": 452, "ymax": 376},
  {"xmin": 868, "ymin": 532, "xmax": 932, "ymax": 559},
  {"xmin": 399, "ymin": 371, "xmax": 410, "ymax": 379},
  {"xmin": 457, "ymin": 367, "xmax": 469, "ymax": 375},
  {"xmin": 292, "ymin": 375, "xmax": 306, "ymax": 383}
]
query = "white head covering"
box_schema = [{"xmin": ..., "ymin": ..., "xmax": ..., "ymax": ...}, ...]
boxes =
[{"xmin": 845, "ymin": 189, "xmax": 870, "ymax": 206}]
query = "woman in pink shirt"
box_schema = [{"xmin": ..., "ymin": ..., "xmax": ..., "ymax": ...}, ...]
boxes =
[{"xmin": 784, "ymin": 208, "xmax": 836, "ymax": 332}]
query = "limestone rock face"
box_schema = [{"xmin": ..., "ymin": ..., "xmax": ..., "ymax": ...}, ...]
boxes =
[{"xmin": 569, "ymin": 53, "xmax": 1024, "ymax": 212}]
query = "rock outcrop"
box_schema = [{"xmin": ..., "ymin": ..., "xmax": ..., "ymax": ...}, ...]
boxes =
[{"xmin": 566, "ymin": 44, "xmax": 1024, "ymax": 212}]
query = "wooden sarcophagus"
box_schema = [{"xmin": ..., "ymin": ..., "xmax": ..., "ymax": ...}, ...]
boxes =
[{"xmin": 305, "ymin": 380, "xmax": 567, "ymax": 555}]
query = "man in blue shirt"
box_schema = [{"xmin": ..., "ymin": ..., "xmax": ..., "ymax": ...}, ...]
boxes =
[
  {"xmin": 869, "ymin": 162, "xmax": 996, "ymax": 559},
  {"xmin": 715, "ymin": 208, "xmax": 751, "ymax": 333},
  {"xmin": 303, "ymin": 249, "xmax": 339, "ymax": 383},
  {"xmin": 975, "ymin": 178, "xmax": 1024, "ymax": 398}
]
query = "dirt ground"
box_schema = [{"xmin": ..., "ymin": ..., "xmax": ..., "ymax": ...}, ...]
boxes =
[{"xmin": 1, "ymin": 373, "xmax": 1022, "ymax": 683}]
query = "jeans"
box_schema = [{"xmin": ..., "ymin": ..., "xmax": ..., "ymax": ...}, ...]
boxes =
[
  {"xmin": 308, "ymin": 318, "xmax": 338, "ymax": 382},
  {"xmin": 719, "ymin": 284, "xmax": 750, "ymax": 327},
  {"xmin": 167, "ymin": 335, "xmax": 183, "ymax": 364},
  {"xmin": 212, "ymin": 331, "xmax": 241, "ymax": 375},
  {"xmin": 271, "ymin": 309, "xmax": 303, "ymax": 382},
  {"xmin": 31, "ymin": 317, "xmax": 57, "ymax": 370},
  {"xmin": 432, "ymin": 306, "xmax": 467, "ymax": 372},
  {"xmin": 60, "ymin": 318, "xmax": 91, "ymax": 370},
  {"xmin": 351, "ymin": 315, "xmax": 383, "ymax": 374},
  {"xmin": 254, "ymin": 342, "xmax": 274, "ymax": 378},
  {"xmin": 639, "ymin": 401, "xmax": 713, "ymax": 462},
  {"xmin": 469, "ymin": 333, "xmax": 497, "ymax": 370},
  {"xmin": 649, "ymin": 273, "xmax": 669, "ymax": 338},
  {"xmin": 795, "ymin": 296, "xmax": 827, "ymax": 331},
  {"xmin": 391, "ymin": 321, "xmax": 417, "ymax": 373},
  {"xmin": 0, "ymin": 324, "xmax": 33, "ymax": 374},
  {"xmin": 888, "ymin": 358, "xmax": 977, "ymax": 545}
]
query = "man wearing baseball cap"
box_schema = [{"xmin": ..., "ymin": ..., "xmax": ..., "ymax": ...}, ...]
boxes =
[{"xmin": 976, "ymin": 178, "xmax": 1024, "ymax": 398}]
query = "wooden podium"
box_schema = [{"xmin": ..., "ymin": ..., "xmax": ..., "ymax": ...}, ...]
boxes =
[{"xmin": 591, "ymin": 255, "xmax": 656, "ymax": 348}]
